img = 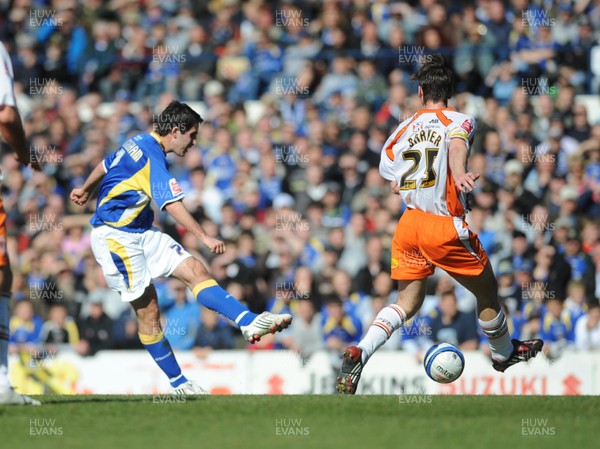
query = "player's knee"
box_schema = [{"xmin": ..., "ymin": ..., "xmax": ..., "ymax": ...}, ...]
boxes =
[
  {"xmin": 133, "ymin": 294, "xmax": 160, "ymax": 326},
  {"xmin": 136, "ymin": 307, "xmax": 160, "ymax": 333},
  {"xmin": 396, "ymin": 302, "xmax": 419, "ymax": 320},
  {"xmin": 145, "ymin": 299, "xmax": 160, "ymax": 318},
  {"xmin": 185, "ymin": 258, "xmax": 211, "ymax": 284}
]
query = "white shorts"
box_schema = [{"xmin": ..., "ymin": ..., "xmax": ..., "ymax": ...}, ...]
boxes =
[{"xmin": 91, "ymin": 226, "xmax": 192, "ymax": 302}]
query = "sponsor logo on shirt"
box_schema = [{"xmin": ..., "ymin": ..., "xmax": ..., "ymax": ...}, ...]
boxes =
[
  {"xmin": 169, "ymin": 178, "xmax": 182, "ymax": 196},
  {"xmin": 123, "ymin": 140, "xmax": 143, "ymax": 162}
]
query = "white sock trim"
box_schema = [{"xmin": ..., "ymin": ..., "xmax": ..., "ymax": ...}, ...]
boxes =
[
  {"xmin": 479, "ymin": 310, "xmax": 508, "ymax": 339},
  {"xmin": 169, "ymin": 373, "xmax": 184, "ymax": 383},
  {"xmin": 234, "ymin": 311, "xmax": 249, "ymax": 325},
  {"xmin": 479, "ymin": 310, "xmax": 513, "ymax": 361},
  {"xmin": 358, "ymin": 305, "xmax": 407, "ymax": 363}
]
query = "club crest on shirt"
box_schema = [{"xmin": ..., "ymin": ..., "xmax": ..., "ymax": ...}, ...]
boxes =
[
  {"xmin": 460, "ymin": 119, "xmax": 473, "ymax": 134},
  {"xmin": 169, "ymin": 178, "xmax": 182, "ymax": 196},
  {"xmin": 412, "ymin": 122, "xmax": 424, "ymax": 132}
]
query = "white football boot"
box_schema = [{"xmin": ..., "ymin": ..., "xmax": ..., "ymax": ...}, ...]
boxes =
[
  {"xmin": 0, "ymin": 388, "xmax": 41, "ymax": 406},
  {"xmin": 240, "ymin": 312, "xmax": 293, "ymax": 343},
  {"xmin": 173, "ymin": 380, "xmax": 208, "ymax": 395}
]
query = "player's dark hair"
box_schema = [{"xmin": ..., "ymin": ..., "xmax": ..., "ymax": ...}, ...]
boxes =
[
  {"xmin": 410, "ymin": 54, "xmax": 454, "ymax": 105},
  {"xmin": 153, "ymin": 101, "xmax": 203, "ymax": 136}
]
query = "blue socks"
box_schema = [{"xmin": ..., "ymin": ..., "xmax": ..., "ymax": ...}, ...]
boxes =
[
  {"xmin": 139, "ymin": 331, "xmax": 188, "ymax": 388},
  {"xmin": 192, "ymin": 280, "xmax": 257, "ymax": 326},
  {"xmin": 139, "ymin": 279, "xmax": 257, "ymax": 388}
]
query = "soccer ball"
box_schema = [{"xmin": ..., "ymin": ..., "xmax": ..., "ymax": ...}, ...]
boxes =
[{"xmin": 423, "ymin": 342, "xmax": 465, "ymax": 383}]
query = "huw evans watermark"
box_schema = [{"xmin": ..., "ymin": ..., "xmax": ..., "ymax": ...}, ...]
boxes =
[
  {"xmin": 521, "ymin": 282, "xmax": 556, "ymax": 302},
  {"xmin": 150, "ymin": 318, "xmax": 188, "ymax": 338},
  {"xmin": 274, "ymin": 418, "xmax": 310, "ymax": 437},
  {"xmin": 398, "ymin": 388, "xmax": 433, "ymax": 405},
  {"xmin": 152, "ymin": 46, "xmax": 187, "ymax": 64},
  {"xmin": 153, "ymin": 394, "xmax": 186, "ymax": 404},
  {"xmin": 29, "ymin": 214, "xmax": 63, "ymax": 232},
  {"xmin": 521, "ymin": 78, "xmax": 557, "ymax": 96},
  {"xmin": 29, "ymin": 418, "xmax": 63, "ymax": 437},
  {"xmin": 275, "ymin": 10, "xmax": 309, "ymax": 27},
  {"xmin": 521, "ymin": 418, "xmax": 556, "ymax": 437},
  {"xmin": 275, "ymin": 281, "xmax": 310, "ymax": 300},
  {"xmin": 275, "ymin": 211, "xmax": 309, "ymax": 232},
  {"xmin": 28, "ymin": 347, "xmax": 60, "ymax": 368},
  {"xmin": 29, "ymin": 78, "xmax": 64, "ymax": 96},
  {"xmin": 274, "ymin": 145, "xmax": 309, "ymax": 167},
  {"xmin": 29, "ymin": 10, "xmax": 63, "ymax": 28},
  {"xmin": 522, "ymin": 10, "xmax": 555, "ymax": 28},
  {"xmin": 399, "ymin": 46, "xmax": 434, "ymax": 65},
  {"xmin": 30, "ymin": 145, "xmax": 63, "ymax": 165},
  {"xmin": 275, "ymin": 76, "xmax": 310, "ymax": 97}
]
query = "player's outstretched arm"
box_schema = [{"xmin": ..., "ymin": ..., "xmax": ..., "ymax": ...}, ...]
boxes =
[
  {"xmin": 164, "ymin": 200, "xmax": 226, "ymax": 254},
  {"xmin": 0, "ymin": 105, "xmax": 41, "ymax": 171},
  {"xmin": 448, "ymin": 138, "xmax": 479, "ymax": 193},
  {"xmin": 70, "ymin": 162, "xmax": 106, "ymax": 206}
]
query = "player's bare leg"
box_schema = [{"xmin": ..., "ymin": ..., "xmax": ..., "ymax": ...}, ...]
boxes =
[
  {"xmin": 337, "ymin": 279, "xmax": 426, "ymax": 394},
  {"xmin": 0, "ymin": 259, "xmax": 40, "ymax": 405},
  {"xmin": 396, "ymin": 278, "xmax": 428, "ymax": 320},
  {"xmin": 131, "ymin": 285, "xmax": 205, "ymax": 394},
  {"xmin": 171, "ymin": 257, "xmax": 291, "ymax": 343},
  {"xmin": 451, "ymin": 260, "xmax": 500, "ymax": 321},
  {"xmin": 130, "ymin": 285, "xmax": 162, "ymax": 336},
  {"xmin": 451, "ymin": 261, "xmax": 543, "ymax": 372}
]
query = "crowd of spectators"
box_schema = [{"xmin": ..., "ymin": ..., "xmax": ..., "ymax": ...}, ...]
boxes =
[{"xmin": 1, "ymin": 0, "xmax": 600, "ymax": 364}]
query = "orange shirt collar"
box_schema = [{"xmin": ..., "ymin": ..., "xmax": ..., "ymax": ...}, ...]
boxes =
[{"xmin": 416, "ymin": 107, "xmax": 455, "ymax": 113}]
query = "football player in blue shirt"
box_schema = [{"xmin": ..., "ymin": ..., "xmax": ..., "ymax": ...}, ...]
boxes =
[{"xmin": 70, "ymin": 101, "xmax": 291, "ymax": 393}]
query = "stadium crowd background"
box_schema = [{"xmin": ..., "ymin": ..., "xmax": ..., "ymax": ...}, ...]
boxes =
[{"xmin": 1, "ymin": 0, "xmax": 599, "ymax": 366}]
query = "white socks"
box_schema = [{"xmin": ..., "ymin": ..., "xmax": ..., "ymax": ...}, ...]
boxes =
[
  {"xmin": 358, "ymin": 305, "xmax": 407, "ymax": 364},
  {"xmin": 479, "ymin": 309, "xmax": 513, "ymax": 362},
  {"xmin": 359, "ymin": 305, "xmax": 513, "ymax": 364},
  {"xmin": 0, "ymin": 294, "xmax": 10, "ymax": 391}
]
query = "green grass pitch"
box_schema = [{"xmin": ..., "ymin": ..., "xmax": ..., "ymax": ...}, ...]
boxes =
[{"xmin": 1, "ymin": 395, "xmax": 597, "ymax": 449}]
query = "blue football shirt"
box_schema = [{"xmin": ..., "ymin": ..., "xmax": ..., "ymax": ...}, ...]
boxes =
[{"xmin": 91, "ymin": 132, "xmax": 184, "ymax": 232}]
